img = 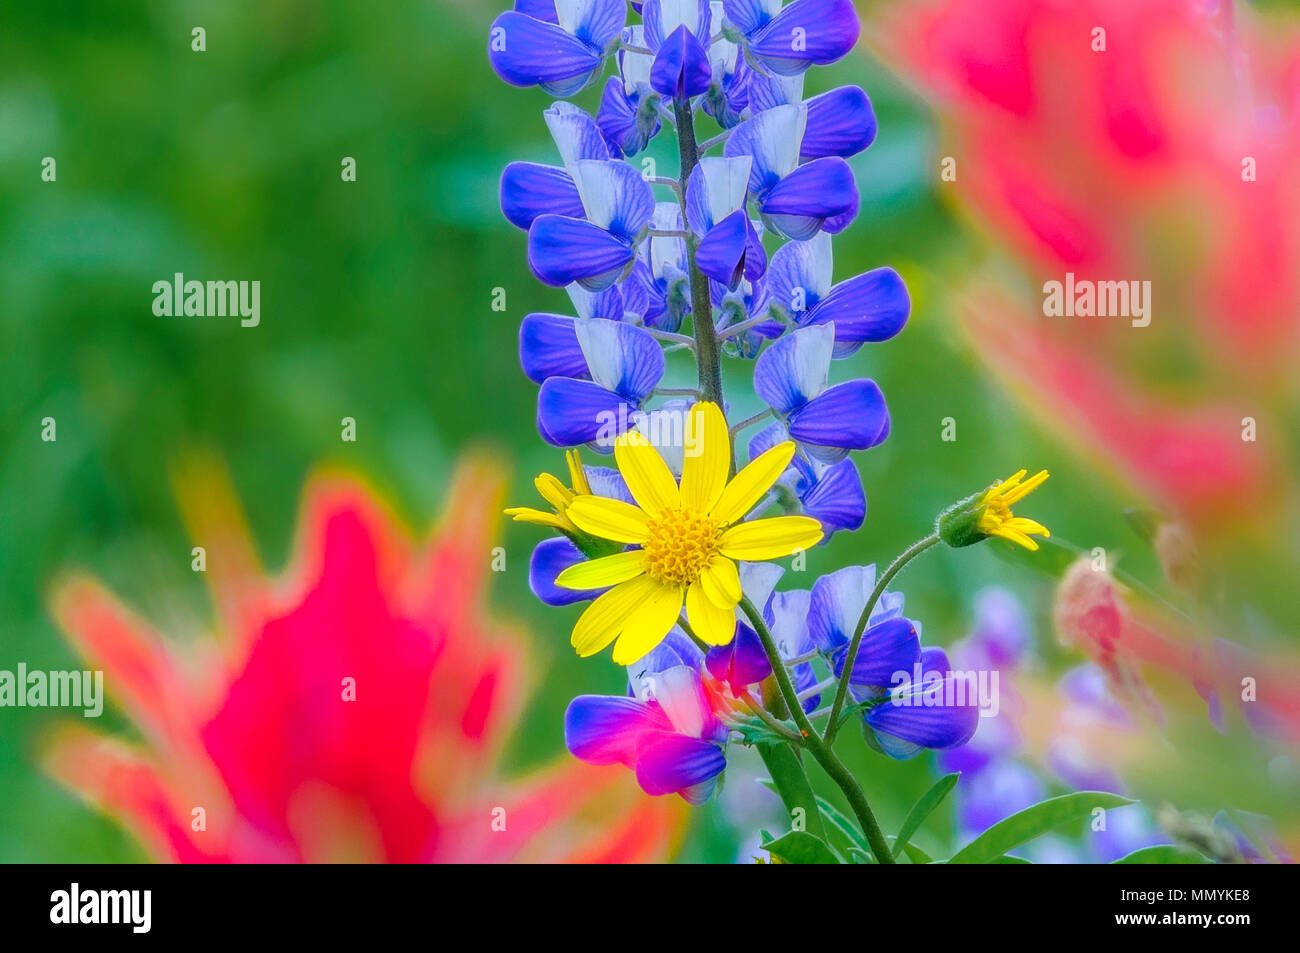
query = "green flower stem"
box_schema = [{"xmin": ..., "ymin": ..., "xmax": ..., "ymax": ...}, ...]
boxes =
[
  {"xmin": 756, "ymin": 743, "xmax": 827, "ymax": 841},
  {"xmin": 740, "ymin": 596, "xmax": 895, "ymax": 864},
  {"xmin": 673, "ymin": 98, "xmax": 724, "ymax": 408},
  {"xmin": 823, "ymin": 533, "xmax": 941, "ymax": 743}
]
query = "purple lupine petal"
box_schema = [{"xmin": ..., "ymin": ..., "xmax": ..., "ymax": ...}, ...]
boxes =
[
  {"xmin": 766, "ymin": 232, "xmax": 832, "ymax": 322},
  {"xmin": 959, "ymin": 760, "xmax": 1046, "ymax": 836},
  {"xmin": 686, "ymin": 156, "xmax": 752, "ymax": 234},
  {"xmin": 527, "ymin": 213, "xmax": 635, "ymax": 290},
  {"xmin": 629, "ymin": 628, "xmax": 706, "ymax": 681},
  {"xmin": 643, "ymin": 0, "xmax": 713, "ymax": 48},
  {"xmin": 696, "ymin": 209, "xmax": 760, "ymax": 288},
  {"xmin": 770, "ymin": 588, "xmax": 812, "ymax": 655},
  {"xmin": 866, "ymin": 673, "xmax": 981, "ymax": 754},
  {"xmin": 584, "ymin": 464, "xmax": 634, "ymax": 502},
  {"xmin": 728, "ymin": 103, "xmax": 804, "ymax": 194},
  {"xmin": 500, "ymin": 163, "xmax": 584, "ymax": 231},
  {"xmin": 706, "ymin": 624, "xmax": 771, "ymax": 689},
  {"xmin": 557, "ymin": 0, "xmax": 628, "ymax": 49},
  {"xmin": 802, "ymin": 86, "xmax": 877, "ymax": 160},
  {"xmin": 746, "ymin": 68, "xmax": 804, "ymax": 112},
  {"xmin": 635, "ymin": 733, "xmax": 726, "ymax": 796},
  {"xmin": 516, "ymin": 0, "xmax": 559, "ymax": 23},
  {"xmin": 800, "ymin": 458, "xmax": 864, "ymax": 534},
  {"xmin": 544, "ymin": 101, "xmax": 613, "ymax": 168},
  {"xmin": 739, "ymin": 562, "xmax": 785, "ymax": 619},
  {"xmin": 575, "ymin": 319, "xmax": 665, "ymax": 401},
  {"xmin": 721, "ymin": 0, "xmax": 780, "ymax": 36},
  {"xmin": 530, "ymin": 536, "xmax": 605, "ymax": 605},
  {"xmin": 808, "ymin": 564, "xmax": 872, "ymax": 653},
  {"xmin": 567, "ymin": 282, "xmax": 625, "ymax": 321},
  {"xmin": 820, "ymin": 183, "xmax": 859, "ymax": 237},
  {"xmin": 788, "ymin": 378, "xmax": 889, "ymax": 451},
  {"xmin": 753, "ymin": 322, "xmax": 834, "ymax": 415},
  {"xmin": 750, "ymin": 0, "xmax": 860, "ymax": 76},
  {"xmin": 747, "ymin": 420, "xmax": 789, "ymax": 461},
  {"xmin": 536, "ymin": 377, "xmax": 632, "ymax": 446},
  {"xmin": 802, "ymin": 266, "xmax": 909, "ymax": 353},
  {"xmin": 650, "ymin": 24, "xmax": 715, "ymax": 99},
  {"xmin": 761, "ymin": 156, "xmax": 857, "ymax": 240},
  {"xmin": 920, "ymin": 645, "xmax": 952, "ymax": 679},
  {"xmin": 971, "ymin": 586, "xmax": 1031, "ymax": 668},
  {"xmin": 570, "ymin": 159, "xmax": 655, "ymax": 242},
  {"xmin": 596, "ymin": 77, "xmax": 643, "ymax": 156},
  {"xmin": 488, "ymin": 12, "xmax": 604, "ymax": 93},
  {"xmin": 833, "ymin": 616, "xmax": 920, "ymax": 688},
  {"xmin": 565, "ymin": 694, "xmax": 665, "ymax": 766},
  {"xmin": 518, "ymin": 313, "xmax": 589, "ymax": 384},
  {"xmin": 645, "ymin": 664, "xmax": 722, "ymax": 741}
]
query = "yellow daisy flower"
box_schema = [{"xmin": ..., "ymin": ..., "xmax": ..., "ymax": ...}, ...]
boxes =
[
  {"xmin": 975, "ymin": 469, "xmax": 1051, "ymax": 550},
  {"xmin": 503, "ymin": 449, "xmax": 591, "ymax": 533},
  {"xmin": 554, "ymin": 401, "xmax": 823, "ymax": 664}
]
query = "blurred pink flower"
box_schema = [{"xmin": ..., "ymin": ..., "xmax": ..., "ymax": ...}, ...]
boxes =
[
  {"xmin": 874, "ymin": 0, "xmax": 1300, "ymax": 529},
  {"xmin": 43, "ymin": 456, "xmax": 685, "ymax": 863}
]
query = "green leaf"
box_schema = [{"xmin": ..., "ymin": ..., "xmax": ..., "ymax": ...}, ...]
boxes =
[
  {"xmin": 893, "ymin": 772, "xmax": 959, "ymax": 859},
  {"xmin": 756, "ymin": 744, "xmax": 827, "ymax": 840},
  {"xmin": 762, "ymin": 830, "xmax": 842, "ymax": 865},
  {"xmin": 848, "ymin": 847, "xmax": 873, "ymax": 864},
  {"xmin": 815, "ymin": 795, "xmax": 870, "ymax": 853},
  {"xmin": 889, "ymin": 838, "xmax": 935, "ymax": 865},
  {"xmin": 991, "ymin": 855, "xmax": 1032, "ymax": 864},
  {"xmin": 948, "ymin": 792, "xmax": 1135, "ymax": 864},
  {"xmin": 1113, "ymin": 846, "xmax": 1210, "ymax": 864}
]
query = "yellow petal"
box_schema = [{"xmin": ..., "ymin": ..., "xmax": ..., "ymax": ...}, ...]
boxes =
[
  {"xmin": 571, "ymin": 575, "xmax": 659, "ymax": 657},
  {"xmin": 1000, "ymin": 469, "xmax": 1049, "ymax": 505},
  {"xmin": 679, "ymin": 401, "xmax": 730, "ymax": 512},
  {"xmin": 686, "ymin": 582, "xmax": 737, "ymax": 645},
  {"xmin": 566, "ymin": 496, "xmax": 651, "ymax": 544},
  {"xmin": 535, "ymin": 472, "xmax": 573, "ymax": 510},
  {"xmin": 502, "ymin": 507, "xmax": 567, "ymax": 530},
  {"xmin": 566, "ymin": 450, "xmax": 591, "ymax": 495},
  {"xmin": 719, "ymin": 515, "xmax": 823, "ymax": 560},
  {"xmin": 611, "ymin": 583, "xmax": 684, "ymax": 665},
  {"xmin": 710, "ymin": 441, "xmax": 796, "ymax": 525},
  {"xmin": 699, "ymin": 555, "xmax": 741, "ymax": 609},
  {"xmin": 614, "ymin": 430, "xmax": 680, "ymax": 517},
  {"xmin": 556, "ymin": 549, "xmax": 647, "ymax": 590}
]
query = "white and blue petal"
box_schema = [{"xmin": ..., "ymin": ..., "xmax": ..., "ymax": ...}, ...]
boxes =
[
  {"xmin": 576, "ymin": 314, "xmax": 665, "ymax": 401},
  {"xmin": 571, "ymin": 159, "xmax": 656, "ymax": 241},
  {"xmin": 752, "ymin": 322, "xmax": 833, "ymax": 415}
]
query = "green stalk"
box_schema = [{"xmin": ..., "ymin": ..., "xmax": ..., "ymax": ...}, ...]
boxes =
[
  {"xmin": 739, "ymin": 597, "xmax": 895, "ymax": 864},
  {"xmin": 673, "ymin": 98, "xmax": 724, "ymax": 407},
  {"xmin": 823, "ymin": 534, "xmax": 941, "ymax": 743}
]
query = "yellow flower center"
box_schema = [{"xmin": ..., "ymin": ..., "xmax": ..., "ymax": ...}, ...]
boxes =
[{"xmin": 642, "ymin": 508, "xmax": 724, "ymax": 587}]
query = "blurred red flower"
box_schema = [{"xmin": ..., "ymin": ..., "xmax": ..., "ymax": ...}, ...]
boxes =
[
  {"xmin": 43, "ymin": 455, "xmax": 685, "ymax": 862},
  {"xmin": 874, "ymin": 0, "xmax": 1300, "ymax": 529}
]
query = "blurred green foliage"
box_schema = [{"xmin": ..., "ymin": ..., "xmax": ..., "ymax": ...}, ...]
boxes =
[{"xmin": 0, "ymin": 0, "xmax": 1253, "ymax": 863}]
